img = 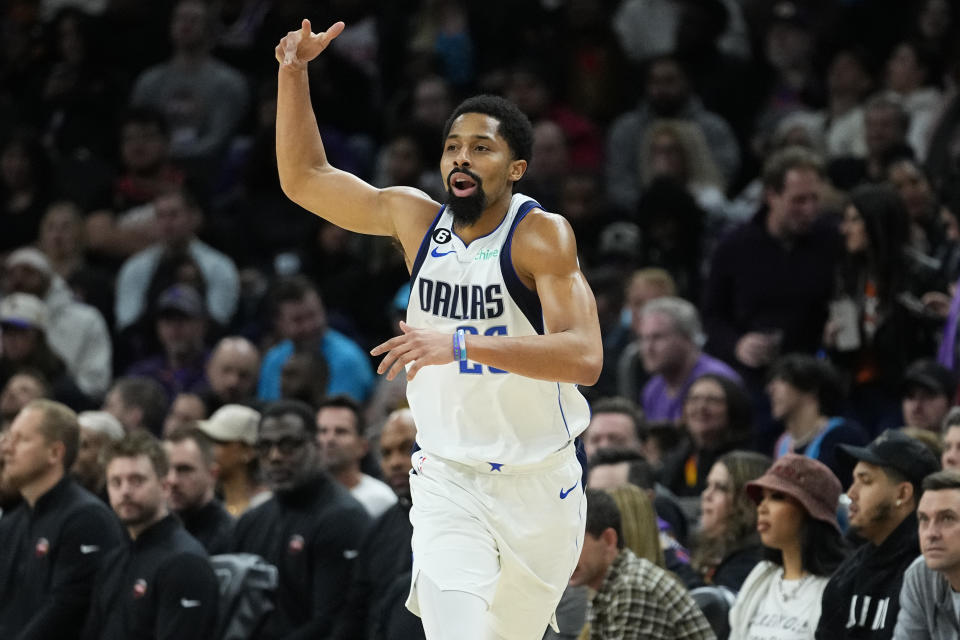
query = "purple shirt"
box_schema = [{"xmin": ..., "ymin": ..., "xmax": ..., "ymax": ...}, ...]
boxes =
[{"xmin": 642, "ymin": 353, "xmax": 742, "ymax": 421}]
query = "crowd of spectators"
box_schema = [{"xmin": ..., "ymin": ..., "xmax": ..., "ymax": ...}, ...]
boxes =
[{"xmin": 5, "ymin": 0, "xmax": 960, "ymax": 638}]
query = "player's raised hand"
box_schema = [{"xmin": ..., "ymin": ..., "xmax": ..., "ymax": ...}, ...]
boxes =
[
  {"xmin": 370, "ymin": 321, "xmax": 455, "ymax": 381},
  {"xmin": 275, "ymin": 19, "xmax": 345, "ymax": 70}
]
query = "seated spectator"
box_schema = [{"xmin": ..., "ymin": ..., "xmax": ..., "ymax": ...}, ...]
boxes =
[
  {"xmin": 606, "ymin": 55, "xmax": 740, "ymax": 215},
  {"xmin": 583, "ymin": 396, "xmax": 646, "ymax": 462},
  {"xmin": 115, "ymin": 186, "xmax": 239, "ymax": 332},
  {"xmin": 607, "ymin": 483, "xmax": 665, "ymax": 567},
  {"xmin": 0, "ymin": 400, "xmax": 124, "ymax": 638},
  {"xmin": 638, "ymin": 297, "xmax": 741, "ymax": 422},
  {"xmin": 231, "ymin": 400, "xmax": 371, "ymax": 638},
  {"xmin": 884, "ymin": 40, "xmax": 942, "ymax": 161},
  {"xmin": 316, "ymin": 395, "xmax": 396, "ymax": 518},
  {"xmin": 334, "ymin": 408, "xmax": 425, "ymax": 640},
  {"xmin": 258, "ymin": 276, "xmax": 374, "ymax": 404},
  {"xmin": 85, "ymin": 107, "xmax": 185, "ymax": 259},
  {"xmin": 102, "ymin": 376, "xmax": 169, "ymax": 435},
  {"xmin": 623, "ymin": 269, "xmax": 678, "ymax": 350},
  {"xmin": 569, "ymin": 488, "xmax": 715, "ymax": 640},
  {"xmin": 892, "ymin": 470, "xmax": 960, "ymax": 638},
  {"xmin": 817, "ymin": 430, "xmax": 941, "ymax": 639},
  {"xmin": 0, "ymin": 369, "xmax": 50, "ymax": 430},
  {"xmin": 0, "ymin": 293, "xmax": 89, "ymax": 409},
  {"xmin": 660, "ymin": 374, "xmax": 753, "ymax": 501},
  {"xmin": 941, "ymin": 407, "xmax": 960, "ymax": 471},
  {"xmin": 83, "ymin": 431, "xmax": 220, "ymax": 639},
  {"xmin": 820, "ymin": 48, "xmax": 872, "ymax": 160},
  {"xmin": 0, "ymin": 132, "xmax": 53, "ymax": 254},
  {"xmin": 767, "ymin": 354, "xmax": 869, "ymax": 483},
  {"xmin": 73, "ymin": 410, "xmax": 125, "ymax": 497},
  {"xmin": 827, "ymin": 185, "xmax": 942, "ymax": 433},
  {"xmin": 162, "ymin": 391, "xmax": 207, "ymax": 436},
  {"xmin": 200, "ymin": 336, "xmax": 260, "ymax": 410},
  {"xmin": 692, "ymin": 451, "xmax": 772, "ymax": 592},
  {"xmin": 163, "ymin": 426, "xmax": 234, "ymax": 555},
  {"xmin": 730, "ymin": 455, "xmax": 848, "ymax": 639},
  {"xmin": 196, "ymin": 403, "xmax": 269, "ymax": 516},
  {"xmin": 128, "ymin": 0, "xmax": 248, "ymax": 182},
  {"xmin": 126, "ymin": 284, "xmax": 210, "ymax": 401},
  {"xmin": 701, "ymin": 147, "xmax": 838, "ymax": 409},
  {"xmin": 831, "ymin": 93, "xmax": 912, "ymax": 187},
  {"xmin": 4, "ymin": 247, "xmax": 113, "ymax": 399},
  {"xmin": 37, "ymin": 201, "xmax": 115, "ymax": 326},
  {"xmin": 280, "ymin": 349, "xmax": 329, "ymax": 407},
  {"xmin": 901, "ymin": 359, "xmax": 955, "ymax": 433}
]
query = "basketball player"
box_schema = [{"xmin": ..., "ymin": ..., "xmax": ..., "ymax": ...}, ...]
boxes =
[{"xmin": 275, "ymin": 20, "xmax": 602, "ymax": 640}]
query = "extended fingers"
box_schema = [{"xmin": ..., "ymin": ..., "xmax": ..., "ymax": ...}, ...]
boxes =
[{"xmin": 370, "ymin": 334, "xmax": 408, "ymax": 357}]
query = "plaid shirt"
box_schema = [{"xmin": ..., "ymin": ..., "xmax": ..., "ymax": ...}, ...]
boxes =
[{"xmin": 589, "ymin": 549, "xmax": 716, "ymax": 640}]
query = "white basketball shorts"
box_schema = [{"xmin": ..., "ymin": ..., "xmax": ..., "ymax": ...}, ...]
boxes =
[{"xmin": 405, "ymin": 442, "xmax": 587, "ymax": 640}]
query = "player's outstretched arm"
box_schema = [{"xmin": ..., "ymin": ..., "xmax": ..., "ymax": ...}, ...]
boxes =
[
  {"xmin": 370, "ymin": 211, "xmax": 603, "ymax": 385},
  {"xmin": 275, "ymin": 19, "xmax": 437, "ymax": 240}
]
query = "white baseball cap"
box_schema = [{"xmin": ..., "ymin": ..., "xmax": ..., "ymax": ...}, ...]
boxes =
[
  {"xmin": 196, "ymin": 404, "xmax": 261, "ymax": 445},
  {"xmin": 0, "ymin": 293, "xmax": 48, "ymax": 331}
]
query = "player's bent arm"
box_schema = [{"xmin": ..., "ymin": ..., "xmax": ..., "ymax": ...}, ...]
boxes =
[
  {"xmin": 276, "ymin": 65, "xmax": 438, "ymax": 240},
  {"xmin": 462, "ymin": 211, "xmax": 603, "ymax": 385}
]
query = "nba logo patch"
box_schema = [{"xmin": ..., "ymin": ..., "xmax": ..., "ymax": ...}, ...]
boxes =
[
  {"xmin": 132, "ymin": 579, "xmax": 148, "ymax": 598},
  {"xmin": 288, "ymin": 534, "xmax": 305, "ymax": 554},
  {"xmin": 417, "ymin": 455, "xmax": 427, "ymax": 473},
  {"xmin": 35, "ymin": 537, "xmax": 50, "ymax": 558}
]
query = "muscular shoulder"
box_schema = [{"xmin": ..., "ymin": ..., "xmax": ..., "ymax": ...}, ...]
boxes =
[{"xmin": 511, "ymin": 208, "xmax": 580, "ymax": 280}]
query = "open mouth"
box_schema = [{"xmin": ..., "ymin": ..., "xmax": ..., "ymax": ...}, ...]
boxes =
[{"xmin": 449, "ymin": 172, "xmax": 479, "ymax": 197}]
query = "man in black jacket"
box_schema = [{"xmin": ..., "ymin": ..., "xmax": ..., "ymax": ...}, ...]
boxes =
[
  {"xmin": 82, "ymin": 430, "xmax": 219, "ymax": 640},
  {"xmin": 335, "ymin": 408, "xmax": 425, "ymax": 640},
  {"xmin": 0, "ymin": 399, "xmax": 124, "ymax": 640},
  {"xmin": 232, "ymin": 399, "xmax": 371, "ymax": 640},
  {"xmin": 815, "ymin": 430, "xmax": 941, "ymax": 639},
  {"xmin": 163, "ymin": 425, "xmax": 234, "ymax": 554}
]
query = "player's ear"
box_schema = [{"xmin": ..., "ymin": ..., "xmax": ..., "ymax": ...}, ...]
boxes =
[{"xmin": 508, "ymin": 159, "xmax": 527, "ymax": 183}]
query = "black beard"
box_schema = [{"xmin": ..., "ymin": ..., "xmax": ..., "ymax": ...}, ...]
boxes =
[{"xmin": 445, "ymin": 169, "xmax": 487, "ymax": 227}]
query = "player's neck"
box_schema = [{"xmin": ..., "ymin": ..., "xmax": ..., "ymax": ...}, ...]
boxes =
[{"xmin": 452, "ymin": 195, "xmax": 513, "ymax": 245}]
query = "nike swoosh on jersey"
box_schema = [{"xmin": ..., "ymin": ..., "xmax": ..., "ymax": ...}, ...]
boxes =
[
  {"xmin": 80, "ymin": 544, "xmax": 100, "ymax": 554},
  {"xmin": 431, "ymin": 247, "xmax": 456, "ymax": 258},
  {"xmin": 180, "ymin": 598, "xmax": 201, "ymax": 608},
  {"xmin": 559, "ymin": 482, "xmax": 578, "ymax": 499}
]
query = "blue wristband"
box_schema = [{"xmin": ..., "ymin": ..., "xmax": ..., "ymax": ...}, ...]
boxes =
[
  {"xmin": 457, "ymin": 329, "xmax": 467, "ymax": 362},
  {"xmin": 453, "ymin": 331, "xmax": 461, "ymax": 362}
]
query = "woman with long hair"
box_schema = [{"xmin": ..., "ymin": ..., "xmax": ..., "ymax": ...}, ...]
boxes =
[
  {"xmin": 692, "ymin": 450, "xmax": 772, "ymax": 591},
  {"xmin": 729, "ymin": 454, "xmax": 847, "ymax": 639},
  {"xmin": 607, "ymin": 483, "xmax": 665, "ymax": 568},
  {"xmin": 826, "ymin": 183, "xmax": 941, "ymax": 432},
  {"xmin": 660, "ymin": 374, "xmax": 754, "ymax": 501}
]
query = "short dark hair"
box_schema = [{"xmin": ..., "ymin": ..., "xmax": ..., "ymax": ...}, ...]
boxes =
[
  {"xmin": 164, "ymin": 425, "xmax": 215, "ymax": 467},
  {"xmin": 26, "ymin": 399, "xmax": 79, "ymax": 471},
  {"xmin": 269, "ymin": 275, "xmax": 320, "ymax": 316},
  {"xmin": 120, "ymin": 106, "xmax": 169, "ymax": 138},
  {"xmin": 923, "ymin": 470, "xmax": 960, "ymax": 493},
  {"xmin": 591, "ymin": 396, "xmax": 647, "ymax": 442},
  {"xmin": 589, "ymin": 447, "xmax": 656, "ymax": 489},
  {"xmin": 769, "ymin": 354, "xmax": 843, "ymax": 415},
  {"xmin": 585, "ymin": 488, "xmax": 624, "ymax": 549},
  {"xmin": 316, "ymin": 394, "xmax": 365, "ymax": 437},
  {"xmin": 442, "ymin": 95, "xmax": 534, "ymax": 164},
  {"xmin": 103, "ymin": 430, "xmax": 169, "ymax": 478},
  {"xmin": 261, "ymin": 399, "xmax": 317, "ymax": 436},
  {"xmin": 110, "ymin": 377, "xmax": 169, "ymax": 436},
  {"xmin": 762, "ymin": 146, "xmax": 825, "ymax": 193}
]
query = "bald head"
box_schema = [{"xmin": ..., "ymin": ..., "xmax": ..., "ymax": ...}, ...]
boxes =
[
  {"xmin": 380, "ymin": 409, "xmax": 417, "ymax": 498},
  {"xmin": 206, "ymin": 337, "xmax": 260, "ymax": 404}
]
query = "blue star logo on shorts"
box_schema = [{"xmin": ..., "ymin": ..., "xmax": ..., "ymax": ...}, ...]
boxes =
[{"xmin": 488, "ymin": 462, "xmax": 504, "ymax": 472}]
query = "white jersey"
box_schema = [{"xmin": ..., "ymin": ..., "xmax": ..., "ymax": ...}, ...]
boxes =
[{"xmin": 406, "ymin": 193, "xmax": 590, "ymax": 466}]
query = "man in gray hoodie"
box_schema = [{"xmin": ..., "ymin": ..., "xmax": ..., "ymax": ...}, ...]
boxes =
[{"xmin": 893, "ymin": 470, "xmax": 960, "ymax": 639}]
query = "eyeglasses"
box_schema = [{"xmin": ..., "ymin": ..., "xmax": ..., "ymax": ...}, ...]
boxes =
[{"xmin": 256, "ymin": 436, "xmax": 308, "ymax": 456}]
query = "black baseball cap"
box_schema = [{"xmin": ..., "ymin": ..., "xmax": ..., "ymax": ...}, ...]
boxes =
[
  {"xmin": 901, "ymin": 358, "xmax": 956, "ymax": 399},
  {"xmin": 838, "ymin": 429, "xmax": 940, "ymax": 486}
]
